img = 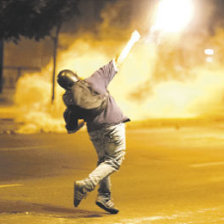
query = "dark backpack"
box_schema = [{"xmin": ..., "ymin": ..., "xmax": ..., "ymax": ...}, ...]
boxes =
[{"xmin": 63, "ymin": 80, "xmax": 108, "ymax": 118}]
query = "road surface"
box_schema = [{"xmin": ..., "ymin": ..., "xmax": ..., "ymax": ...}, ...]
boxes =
[{"xmin": 0, "ymin": 123, "xmax": 224, "ymax": 223}]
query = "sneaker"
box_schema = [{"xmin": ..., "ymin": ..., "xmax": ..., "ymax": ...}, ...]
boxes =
[
  {"xmin": 74, "ymin": 181, "xmax": 87, "ymax": 207},
  {"xmin": 96, "ymin": 195, "xmax": 119, "ymax": 214}
]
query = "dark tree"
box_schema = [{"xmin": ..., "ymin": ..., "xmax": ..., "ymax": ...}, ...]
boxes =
[
  {"xmin": 0, "ymin": 0, "xmax": 80, "ymax": 93},
  {"xmin": 0, "ymin": 0, "xmax": 80, "ymax": 41}
]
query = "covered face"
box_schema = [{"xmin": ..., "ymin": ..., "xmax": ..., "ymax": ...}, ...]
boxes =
[{"xmin": 57, "ymin": 69, "xmax": 80, "ymax": 89}]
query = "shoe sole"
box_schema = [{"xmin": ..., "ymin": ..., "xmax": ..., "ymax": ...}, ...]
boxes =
[{"xmin": 96, "ymin": 201, "xmax": 119, "ymax": 214}]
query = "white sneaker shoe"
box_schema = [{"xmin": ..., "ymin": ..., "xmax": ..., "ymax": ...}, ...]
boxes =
[
  {"xmin": 96, "ymin": 194, "xmax": 119, "ymax": 214},
  {"xmin": 74, "ymin": 181, "xmax": 87, "ymax": 207}
]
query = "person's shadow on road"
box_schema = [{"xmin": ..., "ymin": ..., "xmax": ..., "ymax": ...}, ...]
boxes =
[{"xmin": 0, "ymin": 199, "xmax": 107, "ymax": 218}]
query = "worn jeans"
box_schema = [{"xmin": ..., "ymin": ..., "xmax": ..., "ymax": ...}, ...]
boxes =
[{"xmin": 83, "ymin": 123, "xmax": 126, "ymax": 195}]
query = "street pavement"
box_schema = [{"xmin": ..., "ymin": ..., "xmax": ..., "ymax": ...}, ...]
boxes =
[{"xmin": 0, "ymin": 121, "xmax": 224, "ymax": 224}]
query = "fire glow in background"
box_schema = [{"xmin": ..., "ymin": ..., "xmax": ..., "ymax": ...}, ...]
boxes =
[{"xmin": 12, "ymin": 0, "xmax": 224, "ymax": 133}]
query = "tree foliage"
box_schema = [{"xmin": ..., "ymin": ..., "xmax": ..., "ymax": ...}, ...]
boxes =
[{"xmin": 0, "ymin": 0, "xmax": 80, "ymax": 42}]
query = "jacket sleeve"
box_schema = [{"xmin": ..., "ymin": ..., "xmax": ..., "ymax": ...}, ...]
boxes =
[{"xmin": 86, "ymin": 59, "xmax": 118, "ymax": 90}]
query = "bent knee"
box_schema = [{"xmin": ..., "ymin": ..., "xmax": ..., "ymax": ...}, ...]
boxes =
[{"xmin": 105, "ymin": 149, "xmax": 126, "ymax": 171}]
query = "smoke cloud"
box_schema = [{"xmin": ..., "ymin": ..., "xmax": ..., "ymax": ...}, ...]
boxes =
[{"xmin": 13, "ymin": 0, "xmax": 224, "ymax": 133}]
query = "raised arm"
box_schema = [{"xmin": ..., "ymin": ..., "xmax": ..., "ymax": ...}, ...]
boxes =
[{"xmin": 86, "ymin": 31, "xmax": 140, "ymax": 90}]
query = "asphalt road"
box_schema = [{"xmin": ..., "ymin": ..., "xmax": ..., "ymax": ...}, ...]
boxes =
[{"xmin": 0, "ymin": 124, "xmax": 224, "ymax": 224}]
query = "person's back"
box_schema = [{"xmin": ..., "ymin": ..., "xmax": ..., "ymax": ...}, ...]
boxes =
[{"xmin": 85, "ymin": 60, "xmax": 130, "ymax": 131}]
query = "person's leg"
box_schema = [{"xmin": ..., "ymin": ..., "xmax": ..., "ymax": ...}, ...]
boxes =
[
  {"xmin": 95, "ymin": 123, "xmax": 126, "ymax": 214},
  {"xmin": 98, "ymin": 176, "xmax": 111, "ymax": 195},
  {"xmin": 84, "ymin": 123, "xmax": 126, "ymax": 192},
  {"xmin": 74, "ymin": 123, "xmax": 126, "ymax": 210},
  {"xmin": 82, "ymin": 131, "xmax": 112, "ymax": 192},
  {"xmin": 74, "ymin": 128, "xmax": 104, "ymax": 207}
]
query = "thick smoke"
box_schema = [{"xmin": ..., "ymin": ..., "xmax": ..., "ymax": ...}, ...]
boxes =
[{"xmin": 14, "ymin": 0, "xmax": 224, "ymax": 133}]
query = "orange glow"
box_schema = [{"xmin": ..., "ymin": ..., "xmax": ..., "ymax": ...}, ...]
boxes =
[
  {"xmin": 13, "ymin": 28, "xmax": 224, "ymax": 133},
  {"xmin": 152, "ymin": 0, "xmax": 194, "ymax": 33}
]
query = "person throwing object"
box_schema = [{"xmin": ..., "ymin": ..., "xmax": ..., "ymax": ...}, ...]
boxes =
[{"xmin": 57, "ymin": 31, "xmax": 140, "ymax": 214}]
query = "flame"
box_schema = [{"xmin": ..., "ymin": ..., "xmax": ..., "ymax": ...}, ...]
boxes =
[
  {"xmin": 152, "ymin": 0, "xmax": 194, "ymax": 33},
  {"xmin": 117, "ymin": 30, "xmax": 141, "ymax": 64}
]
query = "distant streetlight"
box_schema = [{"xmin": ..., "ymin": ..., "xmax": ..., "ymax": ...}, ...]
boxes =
[
  {"xmin": 204, "ymin": 48, "xmax": 214, "ymax": 56},
  {"xmin": 204, "ymin": 48, "xmax": 214, "ymax": 63}
]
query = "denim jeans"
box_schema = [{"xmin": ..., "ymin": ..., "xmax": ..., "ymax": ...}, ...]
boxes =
[{"xmin": 83, "ymin": 123, "xmax": 126, "ymax": 195}]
